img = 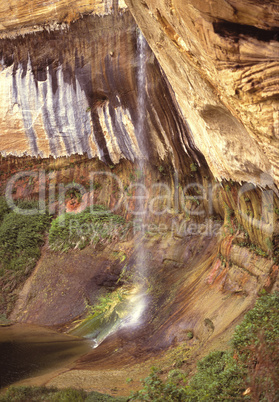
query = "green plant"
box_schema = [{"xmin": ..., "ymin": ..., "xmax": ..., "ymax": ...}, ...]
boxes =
[
  {"xmin": 188, "ymin": 351, "xmax": 246, "ymax": 400},
  {"xmin": 131, "ymin": 292, "xmax": 279, "ymax": 401},
  {"xmin": 222, "ymin": 202, "xmax": 235, "ymax": 234},
  {"xmin": 0, "ymin": 197, "xmax": 9, "ymax": 222},
  {"xmin": 190, "ymin": 163, "xmax": 198, "ymax": 172},
  {"xmin": 249, "ymin": 243, "xmax": 268, "ymax": 258},
  {"xmin": 92, "ymin": 181, "xmax": 102, "ymax": 190},
  {"xmin": 0, "ymin": 313, "xmax": 11, "ymax": 325},
  {"xmin": 65, "ymin": 188, "xmax": 83, "ymax": 203},
  {"xmin": 0, "ymin": 211, "xmax": 50, "ymax": 265},
  {"xmin": 49, "ymin": 206, "xmax": 128, "ymax": 252},
  {"xmin": 92, "ymin": 294, "xmax": 114, "ymax": 315},
  {"xmin": 265, "ymin": 237, "xmax": 273, "ymax": 251},
  {"xmin": 135, "ymin": 169, "xmax": 143, "ymax": 180},
  {"xmin": 0, "ymin": 386, "xmax": 127, "ymax": 401},
  {"xmin": 187, "ymin": 195, "xmax": 200, "ymax": 206},
  {"xmin": 232, "ymin": 291, "xmax": 279, "ymax": 400},
  {"xmin": 130, "ymin": 366, "xmax": 188, "ymax": 401},
  {"xmin": 0, "ymin": 200, "xmax": 50, "ymax": 314},
  {"xmin": 186, "ymin": 331, "xmax": 193, "ymax": 340}
]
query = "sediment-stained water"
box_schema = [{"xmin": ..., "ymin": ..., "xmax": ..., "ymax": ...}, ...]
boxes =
[{"xmin": 0, "ymin": 324, "xmax": 91, "ymax": 389}]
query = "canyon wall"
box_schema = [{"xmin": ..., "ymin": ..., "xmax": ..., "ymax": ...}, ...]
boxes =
[
  {"xmin": 125, "ymin": 0, "xmax": 279, "ymax": 186},
  {"xmin": 0, "ymin": 10, "xmax": 203, "ymax": 173},
  {"xmin": 1, "ymin": 0, "xmax": 278, "ymax": 187},
  {"xmin": 0, "ymin": 0, "xmax": 127, "ymax": 35},
  {"xmin": 0, "ymin": 0, "xmax": 278, "ymax": 370}
]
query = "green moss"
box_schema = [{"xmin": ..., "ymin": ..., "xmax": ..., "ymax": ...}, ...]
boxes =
[
  {"xmin": 0, "ymin": 386, "xmax": 127, "ymax": 401},
  {"xmin": 70, "ymin": 287, "xmax": 130, "ymax": 340},
  {"xmin": 204, "ymin": 318, "xmax": 214, "ymax": 331},
  {"xmin": 0, "ymin": 198, "xmax": 50, "ymax": 315},
  {"xmin": 265, "ymin": 237, "xmax": 273, "ymax": 251},
  {"xmin": 186, "ymin": 331, "xmax": 193, "ymax": 340},
  {"xmin": 0, "ymin": 197, "xmax": 9, "ymax": 222},
  {"xmin": 187, "ymin": 195, "xmax": 200, "ymax": 205},
  {"xmin": 49, "ymin": 206, "xmax": 129, "ymax": 252},
  {"xmin": 190, "ymin": 163, "xmax": 198, "ymax": 172},
  {"xmin": 92, "ymin": 181, "xmax": 102, "ymax": 190},
  {"xmin": 0, "ymin": 209, "xmax": 50, "ymax": 270},
  {"xmin": 249, "ymin": 243, "xmax": 269, "ymax": 258}
]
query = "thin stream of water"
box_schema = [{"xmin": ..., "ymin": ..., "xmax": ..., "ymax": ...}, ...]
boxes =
[
  {"xmin": 137, "ymin": 29, "xmax": 147, "ymax": 157},
  {"xmin": 126, "ymin": 29, "xmax": 149, "ymax": 327}
]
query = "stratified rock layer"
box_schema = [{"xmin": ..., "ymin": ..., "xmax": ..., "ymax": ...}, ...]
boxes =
[
  {"xmin": 125, "ymin": 0, "xmax": 279, "ymax": 186},
  {"xmin": 0, "ymin": 0, "xmax": 127, "ymax": 35},
  {"xmin": 0, "ymin": 12, "xmax": 202, "ymax": 171},
  {"xmin": 0, "ymin": 1, "xmax": 278, "ymax": 187},
  {"xmin": 0, "ymin": 1, "xmax": 278, "ymax": 381}
]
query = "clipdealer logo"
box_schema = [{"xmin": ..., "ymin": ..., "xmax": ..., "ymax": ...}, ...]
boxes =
[{"xmin": 4, "ymin": 169, "xmax": 275, "ymax": 237}]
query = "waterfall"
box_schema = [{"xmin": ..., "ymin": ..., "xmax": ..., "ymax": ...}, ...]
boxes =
[
  {"xmin": 137, "ymin": 29, "xmax": 147, "ymax": 158},
  {"xmin": 136, "ymin": 28, "xmax": 148, "ymax": 272},
  {"xmin": 123, "ymin": 29, "xmax": 149, "ymax": 328},
  {"xmin": 72, "ymin": 29, "xmax": 149, "ymax": 344}
]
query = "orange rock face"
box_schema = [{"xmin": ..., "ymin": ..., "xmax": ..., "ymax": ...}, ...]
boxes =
[
  {"xmin": 125, "ymin": 0, "xmax": 279, "ymax": 185},
  {"xmin": 0, "ymin": 11, "xmax": 203, "ymax": 172},
  {"xmin": 0, "ymin": 0, "xmax": 127, "ymax": 35},
  {"xmin": 0, "ymin": 1, "xmax": 278, "ymax": 187},
  {"xmin": 0, "ymin": 3, "xmax": 278, "ymax": 380}
]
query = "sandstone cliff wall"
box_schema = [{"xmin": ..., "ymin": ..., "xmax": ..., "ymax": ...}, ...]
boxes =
[
  {"xmin": 0, "ymin": 1, "xmax": 278, "ymax": 188},
  {"xmin": 0, "ymin": 11, "xmax": 204, "ymax": 172},
  {"xmin": 0, "ymin": 2, "xmax": 278, "ymax": 376},
  {"xmin": 0, "ymin": 0, "xmax": 127, "ymax": 35},
  {"xmin": 125, "ymin": 0, "xmax": 279, "ymax": 186}
]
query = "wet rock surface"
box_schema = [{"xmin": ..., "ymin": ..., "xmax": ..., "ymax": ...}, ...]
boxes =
[{"xmin": 125, "ymin": 0, "xmax": 279, "ymax": 185}]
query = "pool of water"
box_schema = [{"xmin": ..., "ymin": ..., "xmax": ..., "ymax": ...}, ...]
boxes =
[{"xmin": 0, "ymin": 324, "xmax": 91, "ymax": 389}]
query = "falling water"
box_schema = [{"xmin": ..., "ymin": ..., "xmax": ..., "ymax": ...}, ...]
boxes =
[
  {"xmin": 124, "ymin": 29, "xmax": 149, "ymax": 328},
  {"xmin": 72, "ymin": 29, "xmax": 149, "ymax": 345},
  {"xmin": 136, "ymin": 28, "xmax": 148, "ymax": 268},
  {"xmin": 137, "ymin": 29, "xmax": 147, "ymax": 157},
  {"xmin": 117, "ymin": 29, "xmax": 149, "ymax": 330}
]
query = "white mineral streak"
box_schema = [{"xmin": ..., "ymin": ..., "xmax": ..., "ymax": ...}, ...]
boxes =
[
  {"xmin": 0, "ymin": 61, "xmax": 142, "ymax": 161},
  {"xmin": 115, "ymin": 107, "xmax": 141, "ymax": 160},
  {"xmin": 0, "ymin": 65, "xmax": 26, "ymax": 154},
  {"xmin": 149, "ymin": 107, "xmax": 172, "ymax": 161},
  {"xmin": 15, "ymin": 58, "xmax": 39, "ymax": 155},
  {"xmin": 98, "ymin": 104, "xmax": 123, "ymax": 164}
]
